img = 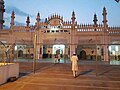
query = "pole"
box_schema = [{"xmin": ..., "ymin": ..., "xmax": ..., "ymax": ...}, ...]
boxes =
[
  {"xmin": 16, "ymin": 47, "xmax": 18, "ymax": 63},
  {"xmin": 33, "ymin": 34, "xmax": 36, "ymax": 73},
  {"xmin": 95, "ymin": 44, "xmax": 98, "ymax": 76},
  {"xmin": 95, "ymin": 35, "xmax": 98, "ymax": 77}
]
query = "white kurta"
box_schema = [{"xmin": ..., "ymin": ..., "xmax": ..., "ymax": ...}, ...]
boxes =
[{"xmin": 71, "ymin": 55, "xmax": 78, "ymax": 71}]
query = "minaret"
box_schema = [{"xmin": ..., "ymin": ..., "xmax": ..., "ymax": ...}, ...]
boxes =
[
  {"xmin": 36, "ymin": 12, "xmax": 40, "ymax": 27},
  {"xmin": 70, "ymin": 11, "xmax": 76, "ymax": 57},
  {"xmin": 0, "ymin": 0, "xmax": 5, "ymax": 29},
  {"xmin": 26, "ymin": 16, "xmax": 30, "ymax": 27},
  {"xmin": 102, "ymin": 7, "xmax": 108, "ymax": 33},
  {"xmin": 10, "ymin": 11, "xmax": 15, "ymax": 27},
  {"xmin": 102, "ymin": 7, "xmax": 109, "ymax": 62},
  {"xmin": 93, "ymin": 13, "xmax": 98, "ymax": 31},
  {"xmin": 71, "ymin": 11, "xmax": 76, "ymax": 30}
]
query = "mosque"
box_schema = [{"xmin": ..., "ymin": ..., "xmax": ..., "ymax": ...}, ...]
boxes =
[{"xmin": 0, "ymin": 0, "xmax": 120, "ymax": 61}]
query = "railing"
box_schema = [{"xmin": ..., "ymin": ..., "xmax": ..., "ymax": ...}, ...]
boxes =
[
  {"xmin": 77, "ymin": 24, "xmax": 104, "ymax": 32},
  {"xmin": 10, "ymin": 24, "xmax": 120, "ymax": 35},
  {"xmin": 108, "ymin": 27, "xmax": 120, "ymax": 34}
]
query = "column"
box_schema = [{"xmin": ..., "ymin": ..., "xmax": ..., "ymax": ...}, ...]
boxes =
[
  {"xmin": 103, "ymin": 45, "xmax": 109, "ymax": 61},
  {"xmin": 36, "ymin": 45, "xmax": 43, "ymax": 59}
]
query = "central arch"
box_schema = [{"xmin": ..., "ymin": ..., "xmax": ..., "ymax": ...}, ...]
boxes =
[{"xmin": 53, "ymin": 44, "xmax": 65, "ymax": 55}]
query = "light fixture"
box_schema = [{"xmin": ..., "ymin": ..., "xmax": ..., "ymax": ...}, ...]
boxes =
[
  {"xmin": 115, "ymin": 46, "xmax": 118, "ymax": 51},
  {"xmin": 109, "ymin": 46, "xmax": 111, "ymax": 51}
]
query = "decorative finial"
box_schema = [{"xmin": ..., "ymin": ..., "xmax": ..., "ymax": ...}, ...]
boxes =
[
  {"xmin": 11, "ymin": 11, "xmax": 15, "ymax": 19},
  {"xmin": 36, "ymin": 12, "xmax": 40, "ymax": 22},
  {"xmin": 37, "ymin": 12, "xmax": 40, "ymax": 17},
  {"xmin": 102, "ymin": 7, "xmax": 107, "ymax": 24},
  {"xmin": 72, "ymin": 11, "xmax": 75, "ymax": 17},
  {"xmin": 93, "ymin": 13, "xmax": 98, "ymax": 26},
  {"xmin": 71, "ymin": 11, "xmax": 76, "ymax": 21},
  {"xmin": 26, "ymin": 16, "xmax": 30, "ymax": 26},
  {"xmin": 103, "ymin": 7, "xmax": 107, "ymax": 15},
  {"xmin": 10, "ymin": 10, "xmax": 15, "ymax": 26}
]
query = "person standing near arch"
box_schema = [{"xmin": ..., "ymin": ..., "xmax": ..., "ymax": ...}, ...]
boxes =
[
  {"xmin": 71, "ymin": 52, "xmax": 78, "ymax": 78},
  {"xmin": 53, "ymin": 54, "xmax": 58, "ymax": 64},
  {"xmin": 57, "ymin": 53, "xmax": 61, "ymax": 63}
]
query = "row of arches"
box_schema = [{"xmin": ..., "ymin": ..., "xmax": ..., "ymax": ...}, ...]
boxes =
[
  {"xmin": 17, "ymin": 45, "xmax": 93, "ymax": 60},
  {"xmin": 14, "ymin": 44, "xmax": 120, "ymax": 61}
]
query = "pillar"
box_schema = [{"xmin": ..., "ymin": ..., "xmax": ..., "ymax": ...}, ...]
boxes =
[
  {"xmin": 103, "ymin": 45, "xmax": 109, "ymax": 61},
  {"xmin": 35, "ymin": 45, "xmax": 43, "ymax": 59}
]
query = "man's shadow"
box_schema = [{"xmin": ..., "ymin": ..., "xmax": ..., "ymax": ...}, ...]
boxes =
[{"xmin": 77, "ymin": 69, "xmax": 94, "ymax": 77}]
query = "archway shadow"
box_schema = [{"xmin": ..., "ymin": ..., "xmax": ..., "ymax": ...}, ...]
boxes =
[{"xmin": 19, "ymin": 72, "xmax": 30, "ymax": 78}]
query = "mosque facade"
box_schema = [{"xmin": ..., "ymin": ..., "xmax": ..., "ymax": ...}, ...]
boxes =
[{"xmin": 0, "ymin": 0, "xmax": 120, "ymax": 61}]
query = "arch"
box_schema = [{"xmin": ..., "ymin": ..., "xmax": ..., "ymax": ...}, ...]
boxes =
[
  {"xmin": 79, "ymin": 50, "xmax": 86, "ymax": 60},
  {"xmin": 18, "ymin": 50, "xmax": 23, "ymax": 57}
]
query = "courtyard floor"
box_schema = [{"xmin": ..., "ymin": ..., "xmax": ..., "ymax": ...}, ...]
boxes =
[{"xmin": 0, "ymin": 59, "xmax": 120, "ymax": 90}]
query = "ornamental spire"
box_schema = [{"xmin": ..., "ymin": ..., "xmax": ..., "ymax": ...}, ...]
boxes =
[
  {"xmin": 102, "ymin": 7, "xmax": 108, "ymax": 33},
  {"xmin": 102, "ymin": 7, "xmax": 107, "ymax": 24},
  {"xmin": 26, "ymin": 16, "xmax": 30, "ymax": 27},
  {"xmin": 71, "ymin": 11, "xmax": 76, "ymax": 23},
  {"xmin": 36, "ymin": 12, "xmax": 40, "ymax": 22},
  {"xmin": 10, "ymin": 11, "xmax": 15, "ymax": 27},
  {"xmin": 93, "ymin": 13, "xmax": 98, "ymax": 31}
]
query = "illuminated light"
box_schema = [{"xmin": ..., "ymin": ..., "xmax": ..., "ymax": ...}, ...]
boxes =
[
  {"xmin": 115, "ymin": 46, "xmax": 118, "ymax": 51},
  {"xmin": 50, "ymin": 28, "xmax": 59, "ymax": 31},
  {"xmin": 15, "ymin": 45, "xmax": 17, "ymax": 51},
  {"xmin": 112, "ymin": 50, "xmax": 115, "ymax": 55},
  {"xmin": 52, "ymin": 45, "xmax": 65, "ymax": 54},
  {"xmin": 109, "ymin": 46, "xmax": 111, "ymax": 51}
]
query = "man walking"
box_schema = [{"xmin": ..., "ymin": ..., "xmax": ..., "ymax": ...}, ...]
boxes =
[{"xmin": 71, "ymin": 52, "xmax": 78, "ymax": 78}]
